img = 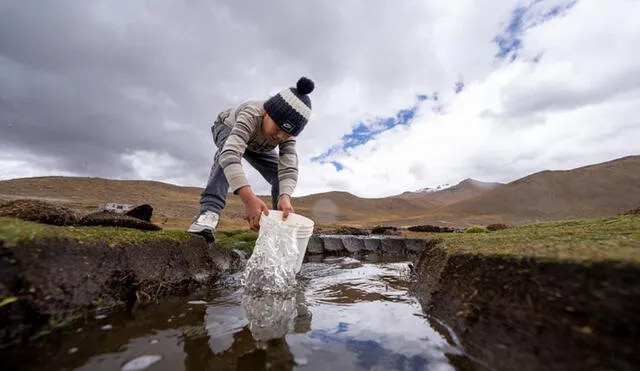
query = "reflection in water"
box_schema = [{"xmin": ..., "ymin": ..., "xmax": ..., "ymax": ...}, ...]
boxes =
[
  {"xmin": 242, "ymin": 292, "xmax": 298, "ymax": 341},
  {"xmin": 5, "ymin": 258, "xmax": 480, "ymax": 371}
]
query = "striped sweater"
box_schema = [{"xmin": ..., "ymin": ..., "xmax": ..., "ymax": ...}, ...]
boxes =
[{"xmin": 216, "ymin": 100, "xmax": 298, "ymax": 196}]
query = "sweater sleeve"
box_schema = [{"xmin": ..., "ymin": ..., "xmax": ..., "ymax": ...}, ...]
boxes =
[
  {"xmin": 218, "ymin": 108, "xmax": 257, "ymax": 194},
  {"xmin": 277, "ymin": 139, "xmax": 298, "ymax": 196}
]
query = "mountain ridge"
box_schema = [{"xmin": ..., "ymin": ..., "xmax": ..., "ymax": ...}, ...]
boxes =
[{"xmin": 1, "ymin": 155, "xmax": 638, "ymax": 228}]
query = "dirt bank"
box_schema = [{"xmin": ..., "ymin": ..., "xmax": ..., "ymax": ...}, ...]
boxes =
[
  {"xmin": 0, "ymin": 217, "xmax": 242, "ymax": 349},
  {"xmin": 411, "ymin": 241, "xmax": 640, "ymax": 370}
]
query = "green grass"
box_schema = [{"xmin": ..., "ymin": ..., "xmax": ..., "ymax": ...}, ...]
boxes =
[
  {"xmin": 215, "ymin": 229, "xmax": 259, "ymax": 254},
  {"xmin": 425, "ymin": 215, "xmax": 640, "ymax": 263},
  {"xmin": 0, "ymin": 216, "xmax": 259, "ymax": 255},
  {"xmin": 3, "ymin": 215, "xmax": 639, "ymax": 263},
  {"xmin": 0, "ymin": 216, "xmax": 195, "ymax": 248}
]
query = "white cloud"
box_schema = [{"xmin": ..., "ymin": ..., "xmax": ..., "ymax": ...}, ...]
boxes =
[
  {"xmin": 298, "ymin": 0, "xmax": 640, "ymax": 197},
  {"xmin": 1, "ymin": 0, "xmax": 638, "ymax": 199},
  {"xmin": 0, "ymin": 150, "xmax": 78, "ymax": 180}
]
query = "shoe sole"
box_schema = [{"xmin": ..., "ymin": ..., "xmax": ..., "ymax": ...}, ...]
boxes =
[{"xmin": 187, "ymin": 227, "xmax": 216, "ymax": 243}]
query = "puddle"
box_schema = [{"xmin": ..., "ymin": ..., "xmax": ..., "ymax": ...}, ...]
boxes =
[{"xmin": 4, "ymin": 257, "xmax": 484, "ymax": 371}]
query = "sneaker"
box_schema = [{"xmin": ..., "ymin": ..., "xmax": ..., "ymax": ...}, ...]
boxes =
[{"xmin": 187, "ymin": 211, "xmax": 219, "ymax": 242}]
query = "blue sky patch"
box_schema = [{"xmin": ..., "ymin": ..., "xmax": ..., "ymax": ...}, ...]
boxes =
[
  {"xmin": 330, "ymin": 161, "xmax": 344, "ymax": 171},
  {"xmin": 494, "ymin": 0, "xmax": 579, "ymax": 62},
  {"xmin": 311, "ymin": 95, "xmax": 430, "ymax": 166}
]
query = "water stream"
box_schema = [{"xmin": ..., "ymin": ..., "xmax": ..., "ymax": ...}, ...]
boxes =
[{"xmin": 6, "ymin": 256, "xmax": 484, "ymax": 371}]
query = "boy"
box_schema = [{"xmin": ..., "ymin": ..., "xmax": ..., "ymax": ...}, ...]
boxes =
[{"xmin": 187, "ymin": 77, "xmax": 315, "ymax": 241}]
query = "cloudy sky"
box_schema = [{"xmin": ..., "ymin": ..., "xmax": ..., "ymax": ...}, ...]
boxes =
[{"xmin": 1, "ymin": 0, "xmax": 638, "ymax": 198}]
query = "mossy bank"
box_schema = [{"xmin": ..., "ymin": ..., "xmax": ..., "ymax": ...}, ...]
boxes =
[
  {"xmin": 410, "ymin": 215, "xmax": 640, "ymax": 371},
  {"xmin": 0, "ymin": 217, "xmax": 244, "ymax": 349}
]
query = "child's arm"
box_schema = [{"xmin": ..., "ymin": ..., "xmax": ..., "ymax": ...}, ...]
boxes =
[
  {"xmin": 277, "ymin": 140, "xmax": 298, "ymax": 197},
  {"xmin": 218, "ymin": 107, "xmax": 269, "ymax": 229},
  {"xmin": 277, "ymin": 140, "xmax": 298, "ymax": 219},
  {"xmin": 218, "ymin": 108, "xmax": 255, "ymax": 194}
]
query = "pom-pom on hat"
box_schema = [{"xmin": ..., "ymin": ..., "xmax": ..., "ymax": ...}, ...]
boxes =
[{"xmin": 264, "ymin": 77, "xmax": 314, "ymax": 137}]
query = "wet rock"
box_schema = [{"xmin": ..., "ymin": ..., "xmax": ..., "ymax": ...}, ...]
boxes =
[
  {"xmin": 306, "ymin": 236, "xmax": 324, "ymax": 254},
  {"xmin": 404, "ymin": 238, "xmax": 427, "ymax": 252},
  {"xmin": 125, "ymin": 204, "xmax": 153, "ymax": 222},
  {"xmin": 380, "ymin": 238, "xmax": 406, "ymax": 254},
  {"xmin": 321, "ymin": 236, "xmax": 345, "ymax": 252},
  {"xmin": 363, "ymin": 237, "xmax": 382, "ymax": 251},
  {"xmin": 306, "ymin": 255, "xmax": 324, "ymax": 263},
  {"xmin": 339, "ymin": 257, "xmax": 363, "ymax": 269},
  {"xmin": 342, "ymin": 236, "xmax": 365, "ymax": 252},
  {"xmin": 407, "ymin": 224, "xmax": 455, "ymax": 233},
  {"xmin": 77, "ymin": 211, "xmax": 162, "ymax": 231},
  {"xmin": 305, "ymin": 254, "xmax": 324, "ymax": 263},
  {"xmin": 0, "ymin": 199, "xmax": 77, "ymax": 226},
  {"xmin": 362, "ymin": 252, "xmax": 383, "ymax": 263}
]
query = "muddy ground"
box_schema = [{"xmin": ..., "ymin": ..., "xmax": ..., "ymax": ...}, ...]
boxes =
[
  {"xmin": 411, "ymin": 246, "xmax": 640, "ymax": 371},
  {"xmin": 0, "ymin": 233, "xmax": 242, "ymax": 349}
]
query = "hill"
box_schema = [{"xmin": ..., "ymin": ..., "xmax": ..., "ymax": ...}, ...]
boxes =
[
  {"xmin": 387, "ymin": 155, "xmax": 640, "ymax": 226},
  {"xmin": 1, "ymin": 155, "xmax": 638, "ymax": 228},
  {"xmin": 399, "ymin": 178, "xmax": 504, "ymax": 207}
]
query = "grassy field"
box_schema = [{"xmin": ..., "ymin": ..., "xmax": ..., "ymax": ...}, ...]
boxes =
[
  {"xmin": 406, "ymin": 215, "xmax": 640, "ymax": 263},
  {"xmin": 1, "ymin": 215, "xmax": 638, "ymax": 263},
  {"xmin": 0, "ymin": 216, "xmax": 259, "ymax": 254}
]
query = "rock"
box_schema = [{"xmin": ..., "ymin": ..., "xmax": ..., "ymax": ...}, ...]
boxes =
[
  {"xmin": 77, "ymin": 211, "xmax": 162, "ymax": 231},
  {"xmin": 125, "ymin": 204, "xmax": 153, "ymax": 222},
  {"xmin": 321, "ymin": 236, "xmax": 345, "ymax": 252},
  {"xmin": 404, "ymin": 238, "xmax": 427, "ymax": 252},
  {"xmin": 407, "ymin": 224, "xmax": 455, "ymax": 233},
  {"xmin": 380, "ymin": 238, "xmax": 406, "ymax": 254},
  {"xmin": 363, "ymin": 237, "xmax": 382, "ymax": 251},
  {"xmin": 342, "ymin": 236, "xmax": 366, "ymax": 252},
  {"xmin": 339, "ymin": 257, "xmax": 363, "ymax": 269},
  {"xmin": 306, "ymin": 236, "xmax": 324, "ymax": 254},
  {"xmin": 306, "ymin": 255, "xmax": 324, "ymax": 263},
  {"xmin": 0, "ymin": 199, "xmax": 77, "ymax": 226},
  {"xmin": 362, "ymin": 252, "xmax": 383, "ymax": 263}
]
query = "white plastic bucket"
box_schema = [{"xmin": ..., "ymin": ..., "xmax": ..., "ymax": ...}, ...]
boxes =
[{"xmin": 260, "ymin": 210, "xmax": 314, "ymax": 273}]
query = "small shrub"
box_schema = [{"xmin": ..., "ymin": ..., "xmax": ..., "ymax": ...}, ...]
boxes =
[
  {"xmin": 487, "ymin": 223, "xmax": 509, "ymax": 231},
  {"xmin": 408, "ymin": 225, "xmax": 455, "ymax": 233},
  {"xmin": 465, "ymin": 225, "xmax": 488, "ymax": 233},
  {"xmin": 371, "ymin": 225, "xmax": 397, "ymax": 234}
]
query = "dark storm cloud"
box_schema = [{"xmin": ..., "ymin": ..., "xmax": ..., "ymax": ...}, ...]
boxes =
[
  {"xmin": 0, "ymin": 0, "xmax": 448, "ymax": 186},
  {"xmin": 0, "ymin": 0, "xmax": 321, "ymax": 182}
]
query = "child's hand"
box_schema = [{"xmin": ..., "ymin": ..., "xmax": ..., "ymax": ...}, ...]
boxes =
[
  {"xmin": 278, "ymin": 194, "xmax": 295, "ymax": 220},
  {"xmin": 239, "ymin": 187, "xmax": 269, "ymax": 231}
]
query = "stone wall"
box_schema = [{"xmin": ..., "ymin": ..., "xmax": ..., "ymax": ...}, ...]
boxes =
[{"xmin": 306, "ymin": 235, "xmax": 438, "ymax": 256}]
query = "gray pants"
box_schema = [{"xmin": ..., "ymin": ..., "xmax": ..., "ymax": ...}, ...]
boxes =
[{"xmin": 199, "ymin": 121, "xmax": 279, "ymax": 215}]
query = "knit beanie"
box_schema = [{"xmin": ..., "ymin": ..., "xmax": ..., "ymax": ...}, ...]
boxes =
[{"xmin": 264, "ymin": 77, "xmax": 314, "ymax": 137}]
